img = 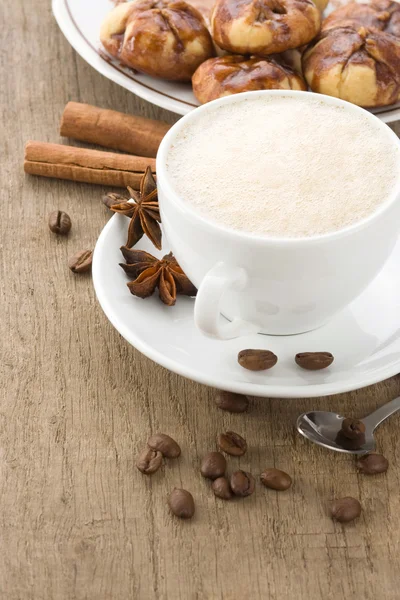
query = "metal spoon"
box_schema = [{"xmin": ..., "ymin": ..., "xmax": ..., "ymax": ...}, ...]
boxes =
[{"xmin": 296, "ymin": 396, "xmax": 400, "ymax": 454}]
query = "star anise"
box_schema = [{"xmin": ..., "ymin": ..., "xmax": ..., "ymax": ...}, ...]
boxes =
[
  {"xmin": 107, "ymin": 167, "xmax": 162, "ymax": 250},
  {"xmin": 120, "ymin": 246, "xmax": 197, "ymax": 306}
]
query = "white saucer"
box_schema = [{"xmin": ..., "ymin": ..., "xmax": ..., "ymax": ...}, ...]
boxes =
[{"xmin": 93, "ymin": 215, "xmax": 400, "ymax": 398}]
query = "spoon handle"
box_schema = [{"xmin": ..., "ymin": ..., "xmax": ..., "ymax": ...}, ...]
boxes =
[{"xmin": 363, "ymin": 395, "xmax": 400, "ymax": 431}]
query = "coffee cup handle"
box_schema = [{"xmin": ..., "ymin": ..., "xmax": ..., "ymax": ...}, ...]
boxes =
[{"xmin": 194, "ymin": 262, "xmax": 259, "ymax": 339}]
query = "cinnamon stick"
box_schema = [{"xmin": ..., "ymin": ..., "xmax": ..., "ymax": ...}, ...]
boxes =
[
  {"xmin": 60, "ymin": 102, "xmax": 171, "ymax": 158},
  {"xmin": 24, "ymin": 142, "xmax": 155, "ymax": 188}
]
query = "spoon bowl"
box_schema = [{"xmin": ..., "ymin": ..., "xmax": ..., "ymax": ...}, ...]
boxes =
[
  {"xmin": 297, "ymin": 411, "xmax": 374, "ymax": 454},
  {"xmin": 296, "ymin": 396, "xmax": 400, "ymax": 454}
]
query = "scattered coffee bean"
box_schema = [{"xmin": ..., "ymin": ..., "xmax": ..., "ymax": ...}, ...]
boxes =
[
  {"xmin": 136, "ymin": 447, "xmax": 162, "ymax": 475},
  {"xmin": 215, "ymin": 390, "xmax": 249, "ymax": 413},
  {"xmin": 48, "ymin": 210, "xmax": 72, "ymax": 235},
  {"xmin": 340, "ymin": 418, "xmax": 366, "ymax": 440},
  {"xmin": 68, "ymin": 249, "xmax": 93, "ymax": 273},
  {"xmin": 295, "ymin": 352, "xmax": 334, "ymax": 370},
  {"xmin": 260, "ymin": 468, "xmax": 292, "ymax": 491},
  {"xmin": 230, "ymin": 470, "xmax": 255, "ymax": 497},
  {"xmin": 238, "ymin": 349, "xmax": 277, "ymax": 371},
  {"xmin": 212, "ymin": 477, "xmax": 232, "ymax": 500},
  {"xmin": 200, "ymin": 452, "xmax": 227, "ymax": 480},
  {"xmin": 218, "ymin": 431, "xmax": 247, "ymax": 456},
  {"xmin": 356, "ymin": 453, "xmax": 389, "ymax": 475},
  {"xmin": 102, "ymin": 192, "xmax": 127, "ymax": 209},
  {"xmin": 330, "ymin": 497, "xmax": 361, "ymax": 523},
  {"xmin": 147, "ymin": 433, "xmax": 181, "ymax": 458},
  {"xmin": 168, "ymin": 488, "xmax": 195, "ymax": 519}
]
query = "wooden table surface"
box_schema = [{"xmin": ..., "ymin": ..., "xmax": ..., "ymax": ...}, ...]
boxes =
[{"xmin": 3, "ymin": 1, "xmax": 400, "ymax": 598}]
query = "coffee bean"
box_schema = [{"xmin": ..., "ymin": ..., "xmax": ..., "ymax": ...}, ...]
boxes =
[
  {"xmin": 212, "ymin": 477, "xmax": 232, "ymax": 500},
  {"xmin": 48, "ymin": 210, "xmax": 71, "ymax": 235},
  {"xmin": 340, "ymin": 418, "xmax": 366, "ymax": 440},
  {"xmin": 238, "ymin": 349, "xmax": 277, "ymax": 371},
  {"xmin": 260, "ymin": 468, "xmax": 292, "ymax": 491},
  {"xmin": 68, "ymin": 249, "xmax": 93, "ymax": 273},
  {"xmin": 230, "ymin": 470, "xmax": 255, "ymax": 497},
  {"xmin": 215, "ymin": 391, "xmax": 249, "ymax": 413},
  {"xmin": 136, "ymin": 447, "xmax": 162, "ymax": 474},
  {"xmin": 200, "ymin": 452, "xmax": 227, "ymax": 480},
  {"xmin": 335, "ymin": 430, "xmax": 366, "ymax": 451},
  {"xmin": 218, "ymin": 431, "xmax": 247, "ymax": 456},
  {"xmin": 102, "ymin": 192, "xmax": 127, "ymax": 209},
  {"xmin": 295, "ymin": 352, "xmax": 334, "ymax": 370},
  {"xmin": 330, "ymin": 497, "xmax": 361, "ymax": 523},
  {"xmin": 356, "ymin": 453, "xmax": 389, "ymax": 475},
  {"xmin": 147, "ymin": 433, "xmax": 181, "ymax": 458},
  {"xmin": 168, "ymin": 488, "xmax": 195, "ymax": 519}
]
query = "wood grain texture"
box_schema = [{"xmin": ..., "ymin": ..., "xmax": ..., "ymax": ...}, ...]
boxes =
[{"xmin": 2, "ymin": 1, "xmax": 400, "ymax": 598}]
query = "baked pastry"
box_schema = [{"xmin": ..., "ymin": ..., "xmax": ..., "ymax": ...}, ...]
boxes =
[
  {"xmin": 100, "ymin": 0, "xmax": 215, "ymax": 82},
  {"xmin": 211, "ymin": 0, "xmax": 321, "ymax": 55},
  {"xmin": 312, "ymin": 0, "xmax": 328, "ymax": 12},
  {"xmin": 303, "ymin": 2, "xmax": 400, "ymax": 107},
  {"xmin": 192, "ymin": 55, "xmax": 307, "ymax": 103},
  {"xmin": 323, "ymin": 0, "xmax": 400, "ymax": 36}
]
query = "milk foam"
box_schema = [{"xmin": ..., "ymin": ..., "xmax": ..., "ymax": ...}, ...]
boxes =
[{"xmin": 166, "ymin": 95, "xmax": 400, "ymax": 238}]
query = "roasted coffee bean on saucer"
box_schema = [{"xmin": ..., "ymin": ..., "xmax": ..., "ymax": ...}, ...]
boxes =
[
  {"xmin": 295, "ymin": 352, "xmax": 334, "ymax": 370},
  {"xmin": 238, "ymin": 349, "xmax": 277, "ymax": 371}
]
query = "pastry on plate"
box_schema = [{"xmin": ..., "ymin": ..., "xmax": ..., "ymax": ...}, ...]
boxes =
[
  {"xmin": 211, "ymin": 0, "xmax": 321, "ymax": 55},
  {"xmin": 323, "ymin": 0, "xmax": 400, "ymax": 36},
  {"xmin": 192, "ymin": 54, "xmax": 307, "ymax": 103},
  {"xmin": 100, "ymin": 0, "xmax": 215, "ymax": 81},
  {"xmin": 312, "ymin": 0, "xmax": 328, "ymax": 12},
  {"xmin": 303, "ymin": 7, "xmax": 400, "ymax": 107}
]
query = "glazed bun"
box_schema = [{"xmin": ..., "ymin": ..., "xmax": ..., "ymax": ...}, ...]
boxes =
[
  {"xmin": 323, "ymin": 0, "xmax": 400, "ymax": 35},
  {"xmin": 303, "ymin": 1, "xmax": 400, "ymax": 107},
  {"xmin": 100, "ymin": 0, "xmax": 215, "ymax": 81},
  {"xmin": 211, "ymin": 0, "xmax": 321, "ymax": 55},
  {"xmin": 192, "ymin": 54, "xmax": 307, "ymax": 103}
]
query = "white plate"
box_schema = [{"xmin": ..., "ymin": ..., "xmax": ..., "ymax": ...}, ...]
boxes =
[
  {"xmin": 53, "ymin": 0, "xmax": 400, "ymax": 122},
  {"xmin": 92, "ymin": 215, "xmax": 400, "ymax": 398}
]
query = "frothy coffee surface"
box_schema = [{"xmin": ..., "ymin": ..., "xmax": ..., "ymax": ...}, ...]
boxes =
[{"xmin": 166, "ymin": 95, "xmax": 400, "ymax": 238}]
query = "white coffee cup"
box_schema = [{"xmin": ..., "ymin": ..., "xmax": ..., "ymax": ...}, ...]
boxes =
[{"xmin": 156, "ymin": 90, "xmax": 400, "ymax": 339}]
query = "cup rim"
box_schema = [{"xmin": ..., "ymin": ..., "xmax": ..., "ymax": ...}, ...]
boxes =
[{"xmin": 156, "ymin": 90, "xmax": 400, "ymax": 246}]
